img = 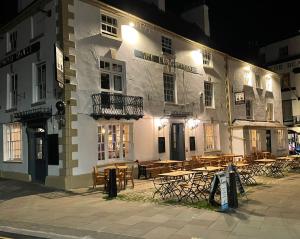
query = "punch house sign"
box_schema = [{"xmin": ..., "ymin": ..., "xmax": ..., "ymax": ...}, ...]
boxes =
[
  {"xmin": 134, "ymin": 49, "xmax": 198, "ymax": 74},
  {"xmin": 0, "ymin": 42, "xmax": 40, "ymax": 68}
]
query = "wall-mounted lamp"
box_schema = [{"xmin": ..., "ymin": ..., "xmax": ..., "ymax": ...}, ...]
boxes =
[
  {"xmin": 39, "ymin": 8, "xmax": 52, "ymax": 17},
  {"xmin": 158, "ymin": 117, "xmax": 168, "ymax": 130},
  {"xmin": 187, "ymin": 118, "xmax": 200, "ymax": 129}
]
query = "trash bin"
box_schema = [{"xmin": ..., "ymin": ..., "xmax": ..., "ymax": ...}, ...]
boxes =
[
  {"xmin": 228, "ymin": 171, "xmax": 238, "ymax": 208},
  {"xmin": 107, "ymin": 168, "xmax": 117, "ymax": 198}
]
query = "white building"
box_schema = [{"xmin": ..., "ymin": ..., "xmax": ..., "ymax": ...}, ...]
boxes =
[
  {"xmin": 0, "ymin": 0, "xmax": 287, "ymax": 189},
  {"xmin": 260, "ymin": 32, "xmax": 300, "ymax": 152}
]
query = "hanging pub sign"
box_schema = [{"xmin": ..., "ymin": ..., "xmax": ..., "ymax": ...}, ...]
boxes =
[
  {"xmin": 234, "ymin": 91, "xmax": 245, "ymax": 105},
  {"xmin": 55, "ymin": 44, "xmax": 64, "ymax": 88},
  {"xmin": 0, "ymin": 42, "xmax": 40, "ymax": 68}
]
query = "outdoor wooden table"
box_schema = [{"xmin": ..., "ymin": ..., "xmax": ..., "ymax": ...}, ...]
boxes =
[
  {"xmin": 154, "ymin": 160, "xmax": 182, "ymax": 165},
  {"xmin": 255, "ymin": 159, "xmax": 276, "ymax": 163},
  {"xmin": 222, "ymin": 154, "xmax": 243, "ymax": 163},
  {"xmin": 199, "ymin": 155, "xmax": 221, "ymax": 165},
  {"xmin": 276, "ymin": 156, "xmax": 293, "ymax": 161},
  {"xmin": 222, "ymin": 163, "xmax": 249, "ymax": 168},
  {"xmin": 103, "ymin": 165, "xmax": 128, "ymax": 170},
  {"xmin": 289, "ymin": 155, "xmax": 300, "ymax": 159},
  {"xmin": 158, "ymin": 170, "xmax": 194, "ymax": 178},
  {"xmin": 192, "ymin": 166, "xmax": 224, "ymax": 172}
]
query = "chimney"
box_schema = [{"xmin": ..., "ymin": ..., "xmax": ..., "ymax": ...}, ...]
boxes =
[
  {"xmin": 181, "ymin": 2, "xmax": 210, "ymax": 37},
  {"xmin": 141, "ymin": 0, "xmax": 165, "ymax": 12}
]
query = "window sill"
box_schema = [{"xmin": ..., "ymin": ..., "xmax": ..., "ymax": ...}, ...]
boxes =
[
  {"xmin": 31, "ymin": 101, "xmax": 46, "ymax": 107},
  {"xmin": 100, "ymin": 32, "xmax": 122, "ymax": 42},
  {"xmin": 205, "ymin": 106, "xmax": 215, "ymax": 110},
  {"xmin": 30, "ymin": 33, "xmax": 44, "ymax": 43},
  {"xmin": 5, "ymin": 108, "xmax": 17, "ymax": 113},
  {"xmin": 3, "ymin": 160, "xmax": 23, "ymax": 163}
]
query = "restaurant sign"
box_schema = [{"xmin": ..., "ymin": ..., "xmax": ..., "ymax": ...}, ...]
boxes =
[
  {"xmin": 55, "ymin": 44, "xmax": 64, "ymax": 88},
  {"xmin": 234, "ymin": 91, "xmax": 245, "ymax": 105},
  {"xmin": 134, "ymin": 49, "xmax": 198, "ymax": 74},
  {"xmin": 0, "ymin": 42, "xmax": 40, "ymax": 68}
]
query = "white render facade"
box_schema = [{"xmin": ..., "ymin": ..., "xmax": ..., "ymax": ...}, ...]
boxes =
[
  {"xmin": 0, "ymin": 0, "xmax": 288, "ymax": 189},
  {"xmin": 260, "ymin": 33, "xmax": 300, "ymax": 151}
]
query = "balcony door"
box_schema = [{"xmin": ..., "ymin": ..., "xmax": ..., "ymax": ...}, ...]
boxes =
[{"xmin": 170, "ymin": 123, "xmax": 185, "ymax": 161}]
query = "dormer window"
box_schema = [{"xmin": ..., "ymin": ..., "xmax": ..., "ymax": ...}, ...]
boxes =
[
  {"xmin": 101, "ymin": 13, "xmax": 118, "ymax": 38},
  {"xmin": 162, "ymin": 36, "xmax": 173, "ymax": 55}
]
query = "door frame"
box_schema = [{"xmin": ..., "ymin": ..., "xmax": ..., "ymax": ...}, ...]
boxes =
[{"xmin": 170, "ymin": 123, "xmax": 186, "ymax": 161}]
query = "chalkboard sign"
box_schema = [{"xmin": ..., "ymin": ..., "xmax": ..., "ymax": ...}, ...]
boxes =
[
  {"xmin": 209, "ymin": 171, "xmax": 229, "ymax": 211},
  {"xmin": 227, "ymin": 165, "xmax": 245, "ymax": 195},
  {"xmin": 158, "ymin": 137, "xmax": 165, "ymax": 153},
  {"xmin": 189, "ymin": 136, "xmax": 196, "ymax": 151}
]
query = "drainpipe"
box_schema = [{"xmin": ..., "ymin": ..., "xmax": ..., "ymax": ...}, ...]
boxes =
[{"xmin": 224, "ymin": 55, "xmax": 233, "ymax": 153}]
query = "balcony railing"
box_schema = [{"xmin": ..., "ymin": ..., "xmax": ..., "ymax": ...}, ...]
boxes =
[{"xmin": 91, "ymin": 92, "xmax": 143, "ymax": 120}]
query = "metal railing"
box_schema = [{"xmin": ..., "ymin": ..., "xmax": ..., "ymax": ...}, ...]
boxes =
[{"xmin": 91, "ymin": 92, "xmax": 143, "ymax": 120}]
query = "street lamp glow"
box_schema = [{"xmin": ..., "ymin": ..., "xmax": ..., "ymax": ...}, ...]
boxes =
[
  {"xmin": 122, "ymin": 24, "xmax": 138, "ymax": 44},
  {"xmin": 191, "ymin": 50, "xmax": 202, "ymax": 65}
]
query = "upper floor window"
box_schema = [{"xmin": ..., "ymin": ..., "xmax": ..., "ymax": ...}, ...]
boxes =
[
  {"xmin": 266, "ymin": 103, "xmax": 273, "ymax": 121},
  {"xmin": 246, "ymin": 100, "xmax": 253, "ymax": 119},
  {"xmin": 36, "ymin": 62, "xmax": 47, "ymax": 101},
  {"xmin": 101, "ymin": 13, "xmax": 118, "ymax": 38},
  {"xmin": 281, "ymin": 73, "xmax": 291, "ymax": 90},
  {"xmin": 163, "ymin": 73, "xmax": 175, "ymax": 102},
  {"xmin": 204, "ymin": 81, "xmax": 214, "ymax": 107},
  {"xmin": 203, "ymin": 50, "xmax": 212, "ymax": 66},
  {"xmin": 266, "ymin": 77, "xmax": 272, "ymax": 92},
  {"xmin": 278, "ymin": 46, "xmax": 288, "ymax": 59},
  {"xmin": 7, "ymin": 73, "xmax": 18, "ymax": 109},
  {"xmin": 7, "ymin": 31, "xmax": 17, "ymax": 52},
  {"xmin": 3, "ymin": 123, "xmax": 22, "ymax": 162},
  {"xmin": 255, "ymin": 74, "xmax": 262, "ymax": 89},
  {"xmin": 244, "ymin": 70, "xmax": 253, "ymax": 86},
  {"xmin": 161, "ymin": 36, "xmax": 173, "ymax": 55},
  {"xmin": 99, "ymin": 58, "xmax": 125, "ymax": 93}
]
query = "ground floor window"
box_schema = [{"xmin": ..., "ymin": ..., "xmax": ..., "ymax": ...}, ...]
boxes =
[
  {"xmin": 204, "ymin": 123, "xmax": 219, "ymax": 151},
  {"xmin": 277, "ymin": 129, "xmax": 285, "ymax": 149},
  {"xmin": 97, "ymin": 123, "xmax": 131, "ymax": 160},
  {"xmin": 3, "ymin": 123, "xmax": 22, "ymax": 161},
  {"xmin": 250, "ymin": 129, "xmax": 257, "ymax": 152}
]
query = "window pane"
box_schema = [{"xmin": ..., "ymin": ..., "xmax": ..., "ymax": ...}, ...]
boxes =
[
  {"xmin": 163, "ymin": 74, "xmax": 174, "ymax": 102},
  {"xmin": 114, "ymin": 75, "xmax": 122, "ymax": 91},
  {"xmin": 101, "ymin": 73, "xmax": 110, "ymax": 89}
]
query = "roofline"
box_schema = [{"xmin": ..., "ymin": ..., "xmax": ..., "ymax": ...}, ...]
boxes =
[
  {"xmin": 0, "ymin": 0, "xmax": 278, "ymax": 77},
  {"xmin": 260, "ymin": 31, "xmax": 300, "ymax": 48},
  {"xmin": 264, "ymin": 54, "xmax": 300, "ymax": 67}
]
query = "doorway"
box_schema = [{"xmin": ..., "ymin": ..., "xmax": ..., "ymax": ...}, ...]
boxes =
[
  {"xmin": 170, "ymin": 123, "xmax": 185, "ymax": 161},
  {"xmin": 266, "ymin": 130, "xmax": 272, "ymax": 153},
  {"xmin": 27, "ymin": 127, "xmax": 48, "ymax": 183}
]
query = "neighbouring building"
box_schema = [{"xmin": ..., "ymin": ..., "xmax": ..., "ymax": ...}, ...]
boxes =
[
  {"xmin": 0, "ymin": 0, "xmax": 288, "ymax": 189},
  {"xmin": 259, "ymin": 32, "xmax": 300, "ymax": 153}
]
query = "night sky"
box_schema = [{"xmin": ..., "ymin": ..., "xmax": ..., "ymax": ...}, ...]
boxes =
[{"xmin": 1, "ymin": 0, "xmax": 299, "ymax": 64}]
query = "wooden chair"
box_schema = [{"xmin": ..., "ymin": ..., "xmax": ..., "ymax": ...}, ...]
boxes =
[
  {"xmin": 125, "ymin": 165, "xmax": 135, "ymax": 188},
  {"xmin": 116, "ymin": 167, "xmax": 127, "ymax": 189},
  {"xmin": 92, "ymin": 166, "xmax": 107, "ymax": 189}
]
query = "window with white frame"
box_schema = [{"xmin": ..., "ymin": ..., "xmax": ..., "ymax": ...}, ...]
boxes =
[
  {"xmin": 277, "ymin": 129, "xmax": 285, "ymax": 149},
  {"xmin": 3, "ymin": 123, "xmax": 22, "ymax": 161},
  {"xmin": 255, "ymin": 74, "xmax": 261, "ymax": 89},
  {"xmin": 100, "ymin": 58, "xmax": 125, "ymax": 93},
  {"xmin": 266, "ymin": 77, "xmax": 272, "ymax": 91},
  {"xmin": 35, "ymin": 62, "xmax": 47, "ymax": 101},
  {"xmin": 204, "ymin": 81, "xmax": 214, "ymax": 107},
  {"xmin": 266, "ymin": 103, "xmax": 273, "ymax": 121},
  {"xmin": 101, "ymin": 13, "xmax": 118, "ymax": 37},
  {"xmin": 244, "ymin": 71, "xmax": 253, "ymax": 86},
  {"xmin": 245, "ymin": 100, "xmax": 252, "ymax": 119},
  {"xmin": 97, "ymin": 124, "xmax": 131, "ymax": 160},
  {"xmin": 250, "ymin": 129, "xmax": 257, "ymax": 152},
  {"xmin": 204, "ymin": 123, "xmax": 219, "ymax": 151},
  {"xmin": 31, "ymin": 13, "xmax": 45, "ymax": 39},
  {"xmin": 202, "ymin": 50, "xmax": 212, "ymax": 66},
  {"xmin": 7, "ymin": 31, "xmax": 17, "ymax": 52},
  {"xmin": 7, "ymin": 73, "xmax": 18, "ymax": 109},
  {"xmin": 161, "ymin": 36, "xmax": 173, "ymax": 55},
  {"xmin": 163, "ymin": 73, "xmax": 175, "ymax": 102}
]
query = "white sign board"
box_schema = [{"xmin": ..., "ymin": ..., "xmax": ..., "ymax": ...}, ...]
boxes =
[{"xmin": 55, "ymin": 44, "xmax": 64, "ymax": 88}]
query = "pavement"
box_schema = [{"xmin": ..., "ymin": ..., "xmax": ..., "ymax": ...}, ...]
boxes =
[{"xmin": 1, "ymin": 174, "xmax": 300, "ymax": 239}]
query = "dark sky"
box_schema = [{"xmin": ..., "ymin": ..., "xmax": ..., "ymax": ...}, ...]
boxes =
[
  {"xmin": 167, "ymin": 0, "xmax": 299, "ymax": 64},
  {"xmin": 1, "ymin": 0, "xmax": 299, "ymax": 64}
]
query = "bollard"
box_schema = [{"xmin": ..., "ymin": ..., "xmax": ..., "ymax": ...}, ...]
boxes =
[
  {"xmin": 228, "ymin": 171, "xmax": 238, "ymax": 208},
  {"xmin": 108, "ymin": 168, "xmax": 117, "ymax": 198}
]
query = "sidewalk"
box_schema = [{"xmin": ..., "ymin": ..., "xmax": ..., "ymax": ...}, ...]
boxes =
[{"xmin": 1, "ymin": 174, "xmax": 300, "ymax": 239}]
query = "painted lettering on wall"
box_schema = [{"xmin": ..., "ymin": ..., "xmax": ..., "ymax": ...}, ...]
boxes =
[
  {"xmin": 134, "ymin": 49, "xmax": 198, "ymax": 74},
  {"xmin": 0, "ymin": 42, "xmax": 40, "ymax": 68}
]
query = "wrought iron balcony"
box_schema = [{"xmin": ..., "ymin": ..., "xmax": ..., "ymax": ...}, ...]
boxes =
[{"xmin": 91, "ymin": 92, "xmax": 143, "ymax": 120}]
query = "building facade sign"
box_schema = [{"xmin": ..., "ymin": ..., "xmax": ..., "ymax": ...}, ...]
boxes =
[
  {"xmin": 0, "ymin": 42, "xmax": 40, "ymax": 68},
  {"xmin": 234, "ymin": 91, "xmax": 245, "ymax": 105},
  {"xmin": 55, "ymin": 44, "xmax": 64, "ymax": 87},
  {"xmin": 134, "ymin": 49, "xmax": 198, "ymax": 74}
]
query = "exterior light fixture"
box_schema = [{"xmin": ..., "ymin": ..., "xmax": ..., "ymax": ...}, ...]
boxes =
[
  {"xmin": 187, "ymin": 118, "xmax": 200, "ymax": 129},
  {"xmin": 121, "ymin": 24, "xmax": 138, "ymax": 44},
  {"xmin": 191, "ymin": 50, "xmax": 202, "ymax": 65},
  {"xmin": 158, "ymin": 117, "xmax": 168, "ymax": 130},
  {"xmin": 129, "ymin": 22, "xmax": 135, "ymax": 27}
]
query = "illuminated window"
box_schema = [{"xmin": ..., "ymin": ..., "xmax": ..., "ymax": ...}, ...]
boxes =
[
  {"xmin": 4, "ymin": 123, "xmax": 22, "ymax": 161},
  {"xmin": 101, "ymin": 14, "xmax": 118, "ymax": 37},
  {"xmin": 162, "ymin": 36, "xmax": 173, "ymax": 55},
  {"xmin": 97, "ymin": 124, "xmax": 130, "ymax": 160},
  {"xmin": 99, "ymin": 58, "xmax": 125, "ymax": 93},
  {"xmin": 204, "ymin": 124, "xmax": 216, "ymax": 151},
  {"xmin": 202, "ymin": 50, "xmax": 212, "ymax": 66},
  {"xmin": 244, "ymin": 71, "xmax": 252, "ymax": 86},
  {"xmin": 163, "ymin": 73, "xmax": 175, "ymax": 102},
  {"xmin": 250, "ymin": 129, "xmax": 257, "ymax": 152},
  {"xmin": 7, "ymin": 31, "xmax": 17, "ymax": 52},
  {"xmin": 277, "ymin": 129, "xmax": 285, "ymax": 149},
  {"xmin": 204, "ymin": 81, "xmax": 213, "ymax": 107},
  {"xmin": 266, "ymin": 77, "xmax": 272, "ymax": 92},
  {"xmin": 7, "ymin": 73, "xmax": 18, "ymax": 109}
]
